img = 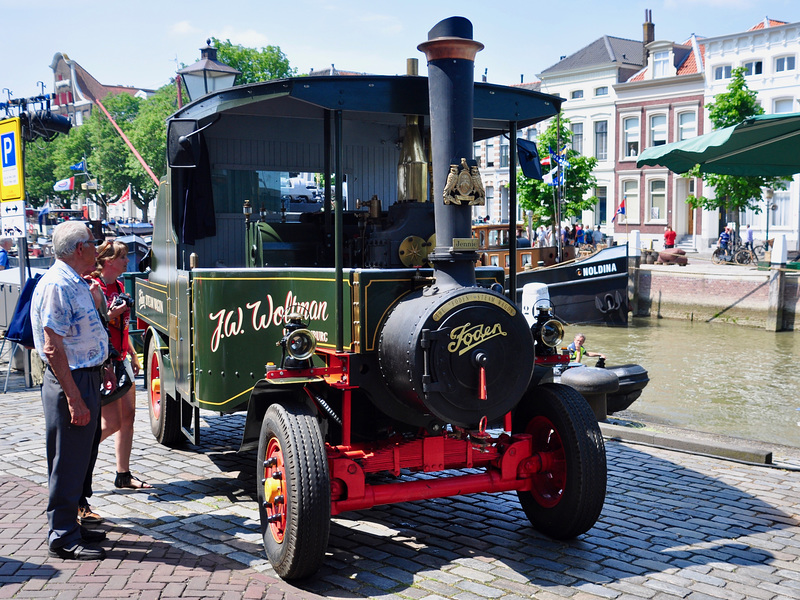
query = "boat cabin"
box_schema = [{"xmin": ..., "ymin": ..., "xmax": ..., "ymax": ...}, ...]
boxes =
[{"xmin": 473, "ymin": 223, "xmax": 575, "ymax": 275}]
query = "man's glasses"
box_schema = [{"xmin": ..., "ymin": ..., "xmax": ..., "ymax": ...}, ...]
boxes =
[{"xmin": 82, "ymin": 239, "xmax": 103, "ymax": 248}]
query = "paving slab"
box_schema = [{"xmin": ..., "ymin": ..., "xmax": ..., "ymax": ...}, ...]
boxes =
[{"xmin": 1, "ymin": 365, "xmax": 799, "ymax": 600}]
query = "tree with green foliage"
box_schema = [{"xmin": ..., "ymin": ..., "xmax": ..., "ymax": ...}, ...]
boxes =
[
  {"xmin": 210, "ymin": 37, "xmax": 296, "ymax": 83},
  {"xmin": 517, "ymin": 117, "xmax": 598, "ymax": 238},
  {"xmin": 687, "ymin": 67, "xmax": 786, "ymax": 229}
]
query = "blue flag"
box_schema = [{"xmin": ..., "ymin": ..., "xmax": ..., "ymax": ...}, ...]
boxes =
[
  {"xmin": 517, "ymin": 139, "xmax": 543, "ymax": 180},
  {"xmin": 69, "ymin": 160, "xmax": 86, "ymax": 171}
]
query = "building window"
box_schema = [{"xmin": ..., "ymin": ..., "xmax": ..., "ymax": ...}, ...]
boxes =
[
  {"xmin": 743, "ymin": 60, "xmax": 763, "ymax": 76},
  {"xmin": 571, "ymin": 123, "xmax": 583, "ymax": 154},
  {"xmin": 774, "ymin": 98, "xmax": 794, "ymax": 114},
  {"xmin": 473, "ymin": 142, "xmax": 481, "ymax": 166},
  {"xmin": 499, "ymin": 136, "xmax": 509, "ymax": 168},
  {"xmin": 595, "ymin": 86, "xmax": 608, "ymax": 96},
  {"xmin": 571, "ymin": 90, "xmax": 584, "ymax": 99},
  {"xmin": 776, "ymin": 56, "xmax": 796, "ymax": 72},
  {"xmin": 486, "ymin": 140, "xmax": 494, "ymax": 167},
  {"xmin": 596, "ymin": 186, "xmax": 607, "ymax": 225},
  {"xmin": 594, "ymin": 121, "xmax": 607, "ymax": 161},
  {"xmin": 653, "ymin": 51, "xmax": 670, "ymax": 78},
  {"xmin": 622, "ymin": 180, "xmax": 638, "ymax": 224},
  {"xmin": 623, "ymin": 116, "xmax": 639, "ymax": 157},
  {"xmin": 650, "ymin": 114, "xmax": 667, "ymax": 146},
  {"xmin": 648, "ymin": 179, "xmax": 666, "ymax": 222},
  {"xmin": 771, "ymin": 190, "xmax": 790, "ymax": 227},
  {"xmin": 678, "ymin": 112, "xmax": 696, "ymax": 140},
  {"xmin": 714, "ymin": 65, "xmax": 732, "ymax": 80}
]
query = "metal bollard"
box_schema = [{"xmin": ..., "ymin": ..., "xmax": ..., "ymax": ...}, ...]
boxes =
[{"xmin": 560, "ymin": 367, "xmax": 619, "ymax": 422}]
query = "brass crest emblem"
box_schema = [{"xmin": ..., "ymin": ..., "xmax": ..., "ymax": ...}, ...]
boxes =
[{"xmin": 443, "ymin": 158, "xmax": 485, "ymax": 206}]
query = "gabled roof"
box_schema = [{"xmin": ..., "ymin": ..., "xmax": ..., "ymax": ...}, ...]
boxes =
[
  {"xmin": 540, "ymin": 36, "xmax": 643, "ymax": 76},
  {"xmin": 624, "ymin": 36, "xmax": 704, "ymax": 83},
  {"xmin": 51, "ymin": 52, "xmax": 154, "ymax": 104},
  {"xmin": 749, "ymin": 17, "xmax": 788, "ymax": 30}
]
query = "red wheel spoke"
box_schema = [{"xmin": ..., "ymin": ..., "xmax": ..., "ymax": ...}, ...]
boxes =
[{"xmin": 526, "ymin": 416, "xmax": 567, "ymax": 508}]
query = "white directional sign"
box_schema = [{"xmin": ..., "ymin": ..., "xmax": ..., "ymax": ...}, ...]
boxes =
[{"xmin": 1, "ymin": 200, "xmax": 26, "ymax": 238}]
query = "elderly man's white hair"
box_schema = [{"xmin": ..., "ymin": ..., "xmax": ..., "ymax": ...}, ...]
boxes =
[{"xmin": 52, "ymin": 221, "xmax": 91, "ymax": 259}]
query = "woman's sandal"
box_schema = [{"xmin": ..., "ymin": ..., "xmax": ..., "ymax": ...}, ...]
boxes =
[{"xmin": 115, "ymin": 471, "xmax": 154, "ymax": 490}]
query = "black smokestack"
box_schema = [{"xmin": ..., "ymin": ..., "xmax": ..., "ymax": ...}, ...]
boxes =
[{"xmin": 418, "ymin": 16, "xmax": 484, "ymax": 289}]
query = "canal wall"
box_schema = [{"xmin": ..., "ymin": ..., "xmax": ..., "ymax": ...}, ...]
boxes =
[{"xmin": 631, "ymin": 261, "xmax": 799, "ymax": 330}]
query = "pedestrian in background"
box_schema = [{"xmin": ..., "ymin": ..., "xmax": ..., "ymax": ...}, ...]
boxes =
[
  {"xmin": 664, "ymin": 225, "xmax": 677, "ymax": 249},
  {"xmin": 0, "ymin": 237, "xmax": 12, "ymax": 270},
  {"xmin": 592, "ymin": 226, "xmax": 604, "ymax": 247},
  {"xmin": 745, "ymin": 224, "xmax": 754, "ymax": 251},
  {"xmin": 30, "ymin": 221, "xmax": 111, "ymax": 560}
]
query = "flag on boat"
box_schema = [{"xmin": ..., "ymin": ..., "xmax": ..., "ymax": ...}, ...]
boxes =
[
  {"xmin": 69, "ymin": 160, "xmax": 86, "ymax": 171},
  {"xmin": 516, "ymin": 138, "xmax": 543, "ymax": 180},
  {"xmin": 612, "ymin": 198, "xmax": 626, "ymax": 222},
  {"xmin": 53, "ymin": 176, "xmax": 74, "ymax": 192},
  {"xmin": 542, "ymin": 167, "xmax": 560, "ymax": 187},
  {"xmin": 38, "ymin": 201, "xmax": 51, "ymax": 225}
]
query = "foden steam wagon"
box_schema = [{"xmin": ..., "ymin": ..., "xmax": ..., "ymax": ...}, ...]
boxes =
[{"xmin": 134, "ymin": 17, "xmax": 607, "ymax": 579}]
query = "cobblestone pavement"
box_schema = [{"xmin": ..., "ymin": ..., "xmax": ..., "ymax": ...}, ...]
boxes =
[{"xmin": 1, "ymin": 369, "xmax": 800, "ymax": 600}]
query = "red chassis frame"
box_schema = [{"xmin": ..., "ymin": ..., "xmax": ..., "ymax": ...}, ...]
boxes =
[{"xmin": 263, "ymin": 348, "xmax": 570, "ymax": 516}]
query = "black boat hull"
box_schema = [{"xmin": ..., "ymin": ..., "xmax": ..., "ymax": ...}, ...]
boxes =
[{"xmin": 515, "ymin": 244, "xmax": 629, "ymax": 326}]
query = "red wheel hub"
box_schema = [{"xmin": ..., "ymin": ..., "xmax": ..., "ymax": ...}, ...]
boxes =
[
  {"xmin": 263, "ymin": 439, "xmax": 287, "ymax": 543},
  {"xmin": 526, "ymin": 415, "xmax": 567, "ymax": 508},
  {"xmin": 149, "ymin": 350, "xmax": 161, "ymax": 419}
]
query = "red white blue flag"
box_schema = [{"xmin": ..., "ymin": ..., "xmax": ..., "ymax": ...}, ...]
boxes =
[{"xmin": 612, "ymin": 198, "xmax": 626, "ymax": 222}]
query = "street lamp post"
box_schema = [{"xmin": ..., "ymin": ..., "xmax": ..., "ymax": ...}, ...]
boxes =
[
  {"xmin": 764, "ymin": 187, "xmax": 774, "ymax": 259},
  {"xmin": 177, "ymin": 39, "xmax": 241, "ymax": 106}
]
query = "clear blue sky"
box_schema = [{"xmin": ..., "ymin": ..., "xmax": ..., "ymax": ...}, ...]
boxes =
[{"xmin": 1, "ymin": 0, "xmax": 797, "ymax": 102}]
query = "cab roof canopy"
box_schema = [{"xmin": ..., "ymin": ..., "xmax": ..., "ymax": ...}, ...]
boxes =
[{"xmin": 171, "ymin": 74, "xmax": 563, "ymax": 141}]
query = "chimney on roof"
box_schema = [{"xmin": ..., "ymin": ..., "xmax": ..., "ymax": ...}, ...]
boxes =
[{"xmin": 643, "ymin": 9, "xmax": 655, "ymax": 67}]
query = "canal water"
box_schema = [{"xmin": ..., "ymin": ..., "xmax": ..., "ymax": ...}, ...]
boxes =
[{"xmin": 566, "ymin": 318, "xmax": 800, "ymax": 448}]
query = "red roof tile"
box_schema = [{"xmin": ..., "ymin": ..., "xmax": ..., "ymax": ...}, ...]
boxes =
[{"xmin": 749, "ymin": 18, "xmax": 788, "ymax": 30}]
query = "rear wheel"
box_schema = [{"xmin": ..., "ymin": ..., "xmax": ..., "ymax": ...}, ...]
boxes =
[
  {"xmin": 711, "ymin": 248, "xmax": 725, "ymax": 265},
  {"xmin": 257, "ymin": 400, "xmax": 330, "ymax": 580},
  {"xmin": 147, "ymin": 336, "xmax": 182, "ymax": 446},
  {"xmin": 513, "ymin": 383, "xmax": 606, "ymax": 539}
]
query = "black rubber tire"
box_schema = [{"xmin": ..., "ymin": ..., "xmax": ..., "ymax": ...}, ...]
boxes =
[
  {"xmin": 146, "ymin": 336, "xmax": 182, "ymax": 446},
  {"xmin": 512, "ymin": 383, "xmax": 607, "ymax": 539},
  {"xmin": 711, "ymin": 249, "xmax": 724, "ymax": 265},
  {"xmin": 734, "ymin": 248, "xmax": 752, "ymax": 265},
  {"xmin": 257, "ymin": 400, "xmax": 330, "ymax": 580}
]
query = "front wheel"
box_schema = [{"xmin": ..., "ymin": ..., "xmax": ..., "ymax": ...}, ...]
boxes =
[
  {"xmin": 734, "ymin": 248, "xmax": 754, "ymax": 265},
  {"xmin": 147, "ymin": 336, "xmax": 182, "ymax": 446},
  {"xmin": 257, "ymin": 400, "xmax": 330, "ymax": 580},
  {"xmin": 512, "ymin": 383, "xmax": 606, "ymax": 539}
]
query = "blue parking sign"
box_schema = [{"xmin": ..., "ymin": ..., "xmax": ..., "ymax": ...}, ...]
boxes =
[{"xmin": 2, "ymin": 131, "xmax": 17, "ymax": 168}]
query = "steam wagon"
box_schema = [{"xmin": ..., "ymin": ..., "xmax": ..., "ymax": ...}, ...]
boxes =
[{"xmin": 134, "ymin": 16, "xmax": 606, "ymax": 579}]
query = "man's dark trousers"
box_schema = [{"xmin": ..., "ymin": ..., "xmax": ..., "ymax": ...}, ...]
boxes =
[{"xmin": 42, "ymin": 367, "xmax": 101, "ymax": 549}]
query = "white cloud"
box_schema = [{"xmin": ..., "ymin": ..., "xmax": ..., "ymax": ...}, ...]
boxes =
[
  {"xmin": 356, "ymin": 13, "xmax": 404, "ymax": 35},
  {"xmin": 170, "ymin": 20, "xmax": 200, "ymax": 36},
  {"xmin": 664, "ymin": 0, "xmax": 754, "ymax": 9},
  {"xmin": 215, "ymin": 27, "xmax": 271, "ymax": 47}
]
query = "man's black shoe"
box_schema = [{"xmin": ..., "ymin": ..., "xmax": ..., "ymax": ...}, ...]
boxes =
[
  {"xmin": 48, "ymin": 542, "xmax": 106, "ymax": 560},
  {"xmin": 80, "ymin": 526, "xmax": 107, "ymax": 543}
]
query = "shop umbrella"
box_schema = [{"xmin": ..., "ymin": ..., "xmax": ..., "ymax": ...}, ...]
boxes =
[{"xmin": 636, "ymin": 112, "xmax": 800, "ymax": 177}]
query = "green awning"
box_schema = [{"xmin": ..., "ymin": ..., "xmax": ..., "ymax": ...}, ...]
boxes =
[{"xmin": 637, "ymin": 112, "xmax": 800, "ymax": 177}]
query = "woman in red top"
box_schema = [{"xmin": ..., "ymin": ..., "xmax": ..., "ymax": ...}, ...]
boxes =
[{"xmin": 93, "ymin": 241, "xmax": 151, "ymax": 489}]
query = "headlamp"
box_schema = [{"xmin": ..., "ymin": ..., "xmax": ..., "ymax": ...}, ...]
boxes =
[{"xmin": 284, "ymin": 328, "xmax": 316, "ymax": 360}]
